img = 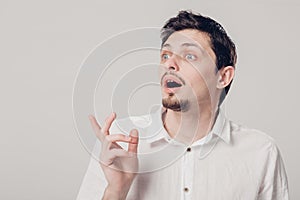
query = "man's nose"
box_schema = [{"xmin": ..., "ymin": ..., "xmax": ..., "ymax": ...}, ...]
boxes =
[{"xmin": 164, "ymin": 55, "xmax": 179, "ymax": 71}]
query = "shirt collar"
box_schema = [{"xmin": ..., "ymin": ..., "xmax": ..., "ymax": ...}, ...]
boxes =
[
  {"xmin": 145, "ymin": 106, "xmax": 231, "ymax": 145},
  {"xmin": 211, "ymin": 109, "xmax": 231, "ymax": 145},
  {"xmin": 145, "ymin": 107, "xmax": 169, "ymax": 143}
]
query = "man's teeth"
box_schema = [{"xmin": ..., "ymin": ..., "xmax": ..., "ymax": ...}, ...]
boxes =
[{"xmin": 166, "ymin": 80, "xmax": 182, "ymax": 88}]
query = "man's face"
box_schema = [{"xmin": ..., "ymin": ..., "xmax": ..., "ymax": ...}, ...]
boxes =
[{"xmin": 159, "ymin": 29, "xmax": 219, "ymax": 112}]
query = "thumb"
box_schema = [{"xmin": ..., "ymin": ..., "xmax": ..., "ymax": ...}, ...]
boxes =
[{"xmin": 128, "ymin": 129, "xmax": 139, "ymax": 153}]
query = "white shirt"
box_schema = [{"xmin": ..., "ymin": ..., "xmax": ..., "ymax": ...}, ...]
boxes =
[{"xmin": 77, "ymin": 107, "xmax": 289, "ymax": 200}]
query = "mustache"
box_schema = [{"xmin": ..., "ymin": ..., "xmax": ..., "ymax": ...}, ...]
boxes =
[{"xmin": 161, "ymin": 71, "xmax": 186, "ymax": 85}]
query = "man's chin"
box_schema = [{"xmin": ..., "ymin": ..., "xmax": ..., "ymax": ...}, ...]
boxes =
[{"xmin": 162, "ymin": 97, "xmax": 190, "ymax": 112}]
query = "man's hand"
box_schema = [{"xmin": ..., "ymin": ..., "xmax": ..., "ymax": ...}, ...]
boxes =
[{"xmin": 88, "ymin": 112, "xmax": 139, "ymax": 200}]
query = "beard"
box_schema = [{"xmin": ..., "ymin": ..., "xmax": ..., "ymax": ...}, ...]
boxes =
[{"xmin": 162, "ymin": 94, "xmax": 190, "ymax": 112}]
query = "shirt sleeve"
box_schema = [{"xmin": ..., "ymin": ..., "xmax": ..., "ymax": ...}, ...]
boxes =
[
  {"xmin": 257, "ymin": 142, "xmax": 290, "ymax": 200},
  {"xmin": 76, "ymin": 140, "xmax": 108, "ymax": 200}
]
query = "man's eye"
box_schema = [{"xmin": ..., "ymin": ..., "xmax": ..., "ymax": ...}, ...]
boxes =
[
  {"xmin": 185, "ymin": 54, "xmax": 196, "ymax": 61},
  {"xmin": 162, "ymin": 54, "xmax": 170, "ymax": 60}
]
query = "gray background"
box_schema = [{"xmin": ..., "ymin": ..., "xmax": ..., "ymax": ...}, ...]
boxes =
[{"xmin": 1, "ymin": 0, "xmax": 299, "ymax": 199}]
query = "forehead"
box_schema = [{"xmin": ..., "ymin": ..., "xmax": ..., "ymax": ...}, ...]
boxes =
[{"xmin": 162, "ymin": 29, "xmax": 216, "ymax": 60}]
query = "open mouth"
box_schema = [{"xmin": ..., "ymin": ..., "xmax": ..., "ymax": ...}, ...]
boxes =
[
  {"xmin": 163, "ymin": 75, "xmax": 184, "ymax": 90},
  {"xmin": 166, "ymin": 79, "xmax": 182, "ymax": 88},
  {"xmin": 161, "ymin": 74, "xmax": 185, "ymax": 93}
]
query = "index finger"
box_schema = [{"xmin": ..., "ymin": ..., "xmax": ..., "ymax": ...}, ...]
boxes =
[
  {"xmin": 102, "ymin": 112, "xmax": 116, "ymax": 135},
  {"xmin": 88, "ymin": 115, "xmax": 103, "ymax": 141}
]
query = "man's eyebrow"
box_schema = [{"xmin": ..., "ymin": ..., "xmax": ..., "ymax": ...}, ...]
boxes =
[
  {"xmin": 162, "ymin": 43, "xmax": 171, "ymax": 49},
  {"xmin": 181, "ymin": 42, "xmax": 204, "ymax": 51},
  {"xmin": 161, "ymin": 42, "xmax": 204, "ymax": 52}
]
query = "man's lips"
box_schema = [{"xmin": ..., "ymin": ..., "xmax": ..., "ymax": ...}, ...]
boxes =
[
  {"xmin": 161, "ymin": 75, "xmax": 184, "ymax": 93},
  {"xmin": 166, "ymin": 79, "xmax": 182, "ymax": 88},
  {"xmin": 162, "ymin": 75, "xmax": 183, "ymax": 88}
]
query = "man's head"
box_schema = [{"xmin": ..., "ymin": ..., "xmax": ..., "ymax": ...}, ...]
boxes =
[{"xmin": 159, "ymin": 10, "xmax": 236, "ymax": 112}]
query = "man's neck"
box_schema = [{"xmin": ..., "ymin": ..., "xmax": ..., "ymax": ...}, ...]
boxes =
[{"xmin": 163, "ymin": 103, "xmax": 219, "ymax": 145}]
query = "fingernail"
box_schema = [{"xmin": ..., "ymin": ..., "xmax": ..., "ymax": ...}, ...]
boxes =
[
  {"xmin": 131, "ymin": 129, "xmax": 138, "ymax": 137},
  {"xmin": 125, "ymin": 136, "xmax": 131, "ymax": 141}
]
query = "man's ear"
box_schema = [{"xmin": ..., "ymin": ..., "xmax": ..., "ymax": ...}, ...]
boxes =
[{"xmin": 216, "ymin": 66, "xmax": 235, "ymax": 89}]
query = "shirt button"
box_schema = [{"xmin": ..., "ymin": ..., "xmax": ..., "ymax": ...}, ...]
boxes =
[
  {"xmin": 184, "ymin": 187, "xmax": 189, "ymax": 192},
  {"xmin": 186, "ymin": 147, "xmax": 191, "ymax": 152}
]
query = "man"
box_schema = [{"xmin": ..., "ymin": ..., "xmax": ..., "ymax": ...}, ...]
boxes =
[{"xmin": 77, "ymin": 10, "xmax": 289, "ymax": 200}]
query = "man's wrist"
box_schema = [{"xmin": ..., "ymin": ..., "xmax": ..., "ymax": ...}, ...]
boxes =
[{"xmin": 102, "ymin": 186, "xmax": 129, "ymax": 200}]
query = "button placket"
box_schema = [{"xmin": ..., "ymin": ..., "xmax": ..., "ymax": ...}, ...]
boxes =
[{"xmin": 183, "ymin": 146, "xmax": 193, "ymax": 199}]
